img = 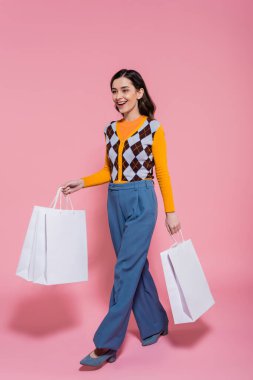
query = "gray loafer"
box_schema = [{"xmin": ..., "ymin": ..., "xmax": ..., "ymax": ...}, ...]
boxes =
[{"xmin": 80, "ymin": 349, "xmax": 117, "ymax": 367}]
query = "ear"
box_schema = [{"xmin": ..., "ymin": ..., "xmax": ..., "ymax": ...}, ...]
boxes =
[{"xmin": 137, "ymin": 87, "xmax": 144, "ymax": 99}]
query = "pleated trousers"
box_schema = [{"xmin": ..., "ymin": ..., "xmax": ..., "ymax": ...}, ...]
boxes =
[{"xmin": 93, "ymin": 179, "xmax": 169, "ymax": 351}]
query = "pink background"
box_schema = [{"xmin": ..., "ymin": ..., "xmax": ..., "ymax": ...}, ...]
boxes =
[{"xmin": 0, "ymin": 0, "xmax": 252, "ymax": 378}]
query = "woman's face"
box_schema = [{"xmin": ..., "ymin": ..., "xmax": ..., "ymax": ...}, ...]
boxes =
[{"xmin": 111, "ymin": 77, "xmax": 144, "ymax": 115}]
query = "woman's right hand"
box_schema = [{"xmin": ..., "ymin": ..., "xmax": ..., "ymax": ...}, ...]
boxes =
[{"xmin": 60, "ymin": 179, "xmax": 84, "ymax": 195}]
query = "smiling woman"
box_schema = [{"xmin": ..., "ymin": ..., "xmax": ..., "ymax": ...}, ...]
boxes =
[{"xmin": 60, "ymin": 68, "xmax": 181, "ymax": 368}]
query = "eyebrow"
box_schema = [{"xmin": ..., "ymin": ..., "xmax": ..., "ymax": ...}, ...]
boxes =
[{"xmin": 111, "ymin": 86, "xmax": 130, "ymax": 90}]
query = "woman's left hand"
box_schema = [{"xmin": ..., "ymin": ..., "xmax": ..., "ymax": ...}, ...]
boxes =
[{"xmin": 165, "ymin": 212, "xmax": 181, "ymax": 235}]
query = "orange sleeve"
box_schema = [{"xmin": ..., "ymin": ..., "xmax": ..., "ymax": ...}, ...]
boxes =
[
  {"xmin": 152, "ymin": 124, "xmax": 176, "ymax": 213},
  {"xmin": 81, "ymin": 134, "xmax": 111, "ymax": 187}
]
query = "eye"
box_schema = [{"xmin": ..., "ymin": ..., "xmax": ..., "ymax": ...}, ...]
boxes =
[{"xmin": 123, "ymin": 89, "xmax": 129, "ymax": 92}]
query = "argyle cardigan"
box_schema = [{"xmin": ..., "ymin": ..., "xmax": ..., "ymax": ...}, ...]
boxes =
[
  {"xmin": 81, "ymin": 116, "xmax": 176, "ymax": 212},
  {"xmin": 105, "ymin": 117, "xmax": 160, "ymax": 182}
]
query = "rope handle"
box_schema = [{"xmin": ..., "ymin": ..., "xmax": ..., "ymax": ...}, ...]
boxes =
[
  {"xmin": 49, "ymin": 186, "xmax": 74, "ymax": 210},
  {"xmin": 169, "ymin": 228, "xmax": 185, "ymax": 246}
]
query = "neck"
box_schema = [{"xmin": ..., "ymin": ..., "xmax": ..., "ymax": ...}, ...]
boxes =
[{"xmin": 123, "ymin": 114, "xmax": 143, "ymax": 122}]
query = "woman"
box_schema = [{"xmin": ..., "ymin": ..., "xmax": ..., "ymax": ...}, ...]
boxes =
[{"xmin": 61, "ymin": 69, "xmax": 181, "ymax": 368}]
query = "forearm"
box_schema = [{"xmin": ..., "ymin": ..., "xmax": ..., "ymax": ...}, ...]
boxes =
[{"xmin": 81, "ymin": 150, "xmax": 111, "ymax": 188}]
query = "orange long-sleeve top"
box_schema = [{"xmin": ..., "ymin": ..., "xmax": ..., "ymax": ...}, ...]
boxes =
[{"xmin": 81, "ymin": 115, "xmax": 176, "ymax": 213}]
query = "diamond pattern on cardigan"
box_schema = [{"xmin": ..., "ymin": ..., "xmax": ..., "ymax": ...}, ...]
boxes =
[
  {"xmin": 104, "ymin": 123, "xmax": 120, "ymax": 181},
  {"xmin": 104, "ymin": 118, "xmax": 160, "ymax": 182}
]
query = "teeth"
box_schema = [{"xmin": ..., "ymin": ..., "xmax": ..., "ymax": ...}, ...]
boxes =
[{"xmin": 118, "ymin": 102, "xmax": 127, "ymax": 104}]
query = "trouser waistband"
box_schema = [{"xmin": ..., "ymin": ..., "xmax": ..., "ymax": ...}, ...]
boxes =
[{"xmin": 108, "ymin": 179, "xmax": 154, "ymax": 191}]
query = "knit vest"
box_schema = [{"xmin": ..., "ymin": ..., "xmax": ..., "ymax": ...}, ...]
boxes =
[{"xmin": 104, "ymin": 117, "xmax": 161, "ymax": 182}]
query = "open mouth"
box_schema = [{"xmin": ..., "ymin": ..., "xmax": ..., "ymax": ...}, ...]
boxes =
[{"xmin": 117, "ymin": 101, "xmax": 127, "ymax": 107}]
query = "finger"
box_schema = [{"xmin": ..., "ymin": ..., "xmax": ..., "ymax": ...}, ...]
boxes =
[
  {"xmin": 166, "ymin": 222, "xmax": 172, "ymax": 234},
  {"xmin": 169, "ymin": 225, "xmax": 174, "ymax": 233},
  {"xmin": 176, "ymin": 225, "xmax": 181, "ymax": 233}
]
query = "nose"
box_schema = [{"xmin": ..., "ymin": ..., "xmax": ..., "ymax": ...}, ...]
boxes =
[{"xmin": 114, "ymin": 93, "xmax": 124, "ymax": 102}]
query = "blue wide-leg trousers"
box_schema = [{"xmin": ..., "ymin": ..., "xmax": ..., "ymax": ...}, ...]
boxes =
[{"xmin": 93, "ymin": 180, "xmax": 169, "ymax": 351}]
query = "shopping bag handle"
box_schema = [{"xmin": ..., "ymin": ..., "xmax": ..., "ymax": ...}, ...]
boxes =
[
  {"xmin": 49, "ymin": 186, "xmax": 74, "ymax": 210},
  {"xmin": 169, "ymin": 229, "xmax": 185, "ymax": 246}
]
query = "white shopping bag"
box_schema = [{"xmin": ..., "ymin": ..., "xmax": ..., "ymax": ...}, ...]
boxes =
[
  {"xmin": 160, "ymin": 230, "xmax": 215, "ymax": 324},
  {"xmin": 16, "ymin": 187, "xmax": 88, "ymax": 285}
]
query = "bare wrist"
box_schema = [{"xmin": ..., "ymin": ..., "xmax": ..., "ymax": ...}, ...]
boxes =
[{"xmin": 80, "ymin": 178, "xmax": 85, "ymax": 188}]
